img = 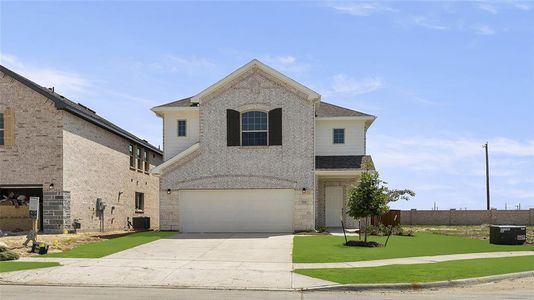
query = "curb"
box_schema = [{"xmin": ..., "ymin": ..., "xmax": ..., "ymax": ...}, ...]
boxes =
[
  {"xmin": 1, "ymin": 271, "xmax": 533, "ymax": 292},
  {"xmin": 301, "ymin": 271, "xmax": 534, "ymax": 291}
]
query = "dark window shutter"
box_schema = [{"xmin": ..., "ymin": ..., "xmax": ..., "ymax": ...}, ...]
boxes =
[
  {"xmin": 268, "ymin": 108, "xmax": 282, "ymax": 146},
  {"xmin": 227, "ymin": 109, "xmax": 240, "ymax": 146}
]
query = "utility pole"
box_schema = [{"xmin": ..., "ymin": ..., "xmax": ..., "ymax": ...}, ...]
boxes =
[{"xmin": 483, "ymin": 142, "xmax": 490, "ymax": 210}]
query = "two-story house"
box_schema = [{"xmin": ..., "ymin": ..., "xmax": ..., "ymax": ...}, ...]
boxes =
[
  {"xmin": 152, "ymin": 59, "xmax": 375, "ymax": 232},
  {"xmin": 0, "ymin": 65, "xmax": 163, "ymax": 233}
]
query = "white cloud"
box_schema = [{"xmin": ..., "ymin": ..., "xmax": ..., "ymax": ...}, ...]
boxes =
[
  {"xmin": 0, "ymin": 54, "xmax": 90, "ymax": 95},
  {"xmin": 331, "ymin": 74, "xmax": 383, "ymax": 95},
  {"xmin": 328, "ymin": 2, "xmax": 394, "ymax": 16},
  {"xmin": 163, "ymin": 55, "xmax": 216, "ymax": 74},
  {"xmin": 472, "ymin": 24, "xmax": 496, "ymax": 35},
  {"xmin": 134, "ymin": 55, "xmax": 216, "ymax": 76},
  {"xmin": 370, "ymin": 135, "xmax": 534, "ymax": 174},
  {"xmin": 261, "ymin": 55, "xmax": 310, "ymax": 74},
  {"xmin": 410, "ymin": 16, "xmax": 450, "ymax": 31},
  {"xmin": 513, "ymin": 2, "xmax": 530, "ymax": 11},
  {"xmin": 478, "ymin": 3, "xmax": 498, "ymax": 14}
]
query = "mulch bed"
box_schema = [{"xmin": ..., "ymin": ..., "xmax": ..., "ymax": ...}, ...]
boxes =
[{"xmin": 345, "ymin": 240, "xmax": 383, "ymax": 247}]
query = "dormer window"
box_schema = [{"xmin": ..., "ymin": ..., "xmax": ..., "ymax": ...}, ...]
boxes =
[{"xmin": 241, "ymin": 111, "xmax": 267, "ymax": 146}]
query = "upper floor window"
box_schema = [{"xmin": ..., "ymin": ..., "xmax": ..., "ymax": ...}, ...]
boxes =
[
  {"xmin": 0, "ymin": 113, "xmax": 4, "ymax": 145},
  {"xmin": 128, "ymin": 144, "xmax": 135, "ymax": 168},
  {"xmin": 177, "ymin": 120, "xmax": 187, "ymax": 137},
  {"xmin": 333, "ymin": 128, "xmax": 345, "ymax": 144},
  {"xmin": 241, "ymin": 111, "xmax": 267, "ymax": 146},
  {"xmin": 143, "ymin": 150, "xmax": 149, "ymax": 173},
  {"xmin": 136, "ymin": 147, "xmax": 142, "ymax": 171}
]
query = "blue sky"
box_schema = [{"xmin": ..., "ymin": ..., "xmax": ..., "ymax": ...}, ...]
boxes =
[{"xmin": 1, "ymin": 1, "xmax": 533, "ymax": 210}]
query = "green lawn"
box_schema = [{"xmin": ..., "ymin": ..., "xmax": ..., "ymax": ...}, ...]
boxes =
[
  {"xmin": 45, "ymin": 231, "xmax": 176, "ymax": 258},
  {"xmin": 0, "ymin": 261, "xmax": 61, "ymax": 273},
  {"xmin": 295, "ymin": 255, "xmax": 534, "ymax": 284},
  {"xmin": 293, "ymin": 233, "xmax": 533, "ymax": 263}
]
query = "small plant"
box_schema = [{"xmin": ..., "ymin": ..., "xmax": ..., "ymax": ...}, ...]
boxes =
[
  {"xmin": 316, "ymin": 226, "xmax": 327, "ymax": 233},
  {"xmin": 0, "ymin": 245, "xmax": 19, "ymax": 261}
]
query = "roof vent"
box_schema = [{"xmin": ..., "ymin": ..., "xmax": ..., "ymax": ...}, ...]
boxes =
[
  {"xmin": 77, "ymin": 102, "xmax": 96, "ymax": 114},
  {"xmin": 48, "ymin": 87, "xmax": 55, "ymax": 93}
]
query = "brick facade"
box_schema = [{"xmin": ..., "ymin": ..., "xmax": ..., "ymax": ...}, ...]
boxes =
[
  {"xmin": 159, "ymin": 67, "xmax": 316, "ymax": 231},
  {"xmin": 0, "ymin": 68, "xmax": 162, "ymax": 233}
]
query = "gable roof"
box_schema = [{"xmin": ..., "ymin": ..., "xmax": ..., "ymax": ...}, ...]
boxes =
[
  {"xmin": 153, "ymin": 97, "xmax": 374, "ymax": 120},
  {"xmin": 0, "ymin": 65, "xmax": 162, "ymax": 155},
  {"xmin": 317, "ymin": 102, "xmax": 375, "ymax": 118},
  {"xmin": 152, "ymin": 97, "xmax": 196, "ymax": 109},
  {"xmin": 191, "ymin": 59, "xmax": 321, "ymax": 103}
]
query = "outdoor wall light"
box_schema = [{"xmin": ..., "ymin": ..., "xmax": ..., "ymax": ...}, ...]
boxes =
[
  {"xmin": 302, "ymin": 187, "xmax": 307, "ymax": 193},
  {"xmin": 49, "ymin": 183, "xmax": 54, "ymax": 190},
  {"xmin": 167, "ymin": 189, "xmax": 171, "ymax": 194}
]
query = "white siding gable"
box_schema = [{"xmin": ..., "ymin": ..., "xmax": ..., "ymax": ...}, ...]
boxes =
[
  {"xmin": 315, "ymin": 119, "xmax": 366, "ymax": 155},
  {"xmin": 162, "ymin": 109, "xmax": 200, "ymax": 160}
]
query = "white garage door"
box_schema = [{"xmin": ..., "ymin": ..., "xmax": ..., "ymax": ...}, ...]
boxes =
[{"xmin": 179, "ymin": 189, "xmax": 294, "ymax": 232}]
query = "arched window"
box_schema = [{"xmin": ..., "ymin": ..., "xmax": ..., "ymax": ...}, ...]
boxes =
[{"xmin": 241, "ymin": 111, "xmax": 267, "ymax": 146}]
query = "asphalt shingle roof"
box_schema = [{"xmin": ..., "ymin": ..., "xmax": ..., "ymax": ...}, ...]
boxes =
[
  {"xmin": 316, "ymin": 102, "xmax": 374, "ymax": 118},
  {"xmin": 315, "ymin": 155, "xmax": 367, "ymax": 169},
  {"xmin": 0, "ymin": 65, "xmax": 162, "ymax": 155},
  {"xmin": 153, "ymin": 97, "xmax": 197, "ymax": 108}
]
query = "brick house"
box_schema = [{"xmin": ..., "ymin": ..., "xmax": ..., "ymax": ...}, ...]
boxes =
[
  {"xmin": 0, "ymin": 65, "xmax": 162, "ymax": 233},
  {"xmin": 151, "ymin": 60, "xmax": 375, "ymax": 232}
]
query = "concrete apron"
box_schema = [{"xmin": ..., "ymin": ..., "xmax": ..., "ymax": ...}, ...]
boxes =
[{"xmin": 0, "ymin": 233, "xmax": 333, "ymax": 290}]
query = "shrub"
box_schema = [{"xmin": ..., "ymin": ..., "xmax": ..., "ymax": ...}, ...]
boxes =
[
  {"xmin": 0, "ymin": 250, "xmax": 20, "ymax": 261},
  {"xmin": 366, "ymin": 224, "xmax": 414, "ymax": 237},
  {"xmin": 316, "ymin": 226, "xmax": 327, "ymax": 233}
]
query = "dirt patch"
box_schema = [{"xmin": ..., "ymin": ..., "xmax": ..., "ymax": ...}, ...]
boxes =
[
  {"xmin": 0, "ymin": 231, "xmax": 133, "ymax": 257},
  {"xmin": 404, "ymin": 225, "xmax": 534, "ymax": 244}
]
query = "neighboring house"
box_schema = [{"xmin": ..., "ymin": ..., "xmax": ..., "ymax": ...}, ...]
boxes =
[
  {"xmin": 0, "ymin": 65, "xmax": 163, "ymax": 233},
  {"xmin": 152, "ymin": 59, "xmax": 375, "ymax": 232}
]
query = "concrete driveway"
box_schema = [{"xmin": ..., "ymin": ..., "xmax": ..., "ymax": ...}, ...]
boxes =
[{"xmin": 0, "ymin": 233, "xmax": 332, "ymax": 289}]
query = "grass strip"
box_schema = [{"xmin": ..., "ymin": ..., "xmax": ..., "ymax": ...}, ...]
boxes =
[
  {"xmin": 0, "ymin": 261, "xmax": 61, "ymax": 273},
  {"xmin": 293, "ymin": 233, "xmax": 533, "ymax": 263},
  {"xmin": 295, "ymin": 255, "xmax": 534, "ymax": 284},
  {"xmin": 44, "ymin": 231, "xmax": 176, "ymax": 258}
]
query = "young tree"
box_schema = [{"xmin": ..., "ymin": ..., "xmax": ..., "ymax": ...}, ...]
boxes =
[{"xmin": 348, "ymin": 165, "xmax": 415, "ymax": 243}]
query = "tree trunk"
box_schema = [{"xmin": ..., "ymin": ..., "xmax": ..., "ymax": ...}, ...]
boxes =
[{"xmin": 364, "ymin": 217, "xmax": 368, "ymax": 243}]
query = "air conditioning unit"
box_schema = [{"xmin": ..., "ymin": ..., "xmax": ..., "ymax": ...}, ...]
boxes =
[{"xmin": 490, "ymin": 225, "xmax": 527, "ymax": 245}]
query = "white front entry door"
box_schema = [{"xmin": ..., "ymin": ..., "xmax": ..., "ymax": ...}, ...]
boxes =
[
  {"xmin": 325, "ymin": 186, "xmax": 344, "ymax": 227},
  {"xmin": 178, "ymin": 189, "xmax": 294, "ymax": 232}
]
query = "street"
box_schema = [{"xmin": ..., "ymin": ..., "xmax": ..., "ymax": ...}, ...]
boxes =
[{"xmin": 2, "ymin": 277, "xmax": 534, "ymax": 300}]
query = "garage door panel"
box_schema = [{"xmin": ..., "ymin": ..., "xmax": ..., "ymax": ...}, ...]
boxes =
[{"xmin": 179, "ymin": 189, "xmax": 294, "ymax": 232}]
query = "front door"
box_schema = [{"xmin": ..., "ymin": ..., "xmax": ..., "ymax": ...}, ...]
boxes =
[{"xmin": 325, "ymin": 186, "xmax": 344, "ymax": 227}]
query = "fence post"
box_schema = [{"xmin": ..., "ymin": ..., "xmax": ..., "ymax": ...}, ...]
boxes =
[
  {"xmin": 530, "ymin": 208, "xmax": 534, "ymax": 226},
  {"xmin": 410, "ymin": 209, "xmax": 416, "ymax": 225}
]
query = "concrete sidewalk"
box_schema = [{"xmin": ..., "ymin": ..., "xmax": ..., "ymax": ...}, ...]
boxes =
[{"xmin": 294, "ymin": 251, "xmax": 534, "ymax": 269}]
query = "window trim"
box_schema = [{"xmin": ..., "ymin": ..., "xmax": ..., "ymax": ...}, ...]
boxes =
[
  {"xmin": 177, "ymin": 119, "xmax": 187, "ymax": 137},
  {"xmin": 333, "ymin": 128, "xmax": 345, "ymax": 144},
  {"xmin": 240, "ymin": 110, "xmax": 269, "ymax": 147}
]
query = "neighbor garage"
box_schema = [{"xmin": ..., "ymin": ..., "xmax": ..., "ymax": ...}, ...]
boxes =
[{"xmin": 178, "ymin": 189, "xmax": 294, "ymax": 232}]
